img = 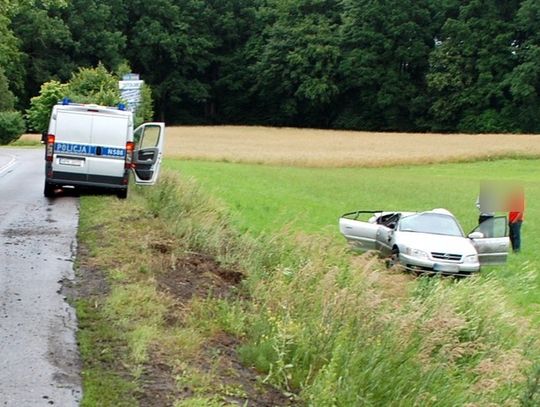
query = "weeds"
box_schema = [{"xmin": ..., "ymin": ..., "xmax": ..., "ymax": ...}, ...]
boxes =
[
  {"xmin": 77, "ymin": 171, "xmax": 539, "ymax": 405},
  {"xmin": 522, "ymin": 363, "xmax": 540, "ymax": 406},
  {"xmin": 136, "ymin": 171, "xmax": 540, "ymax": 405}
]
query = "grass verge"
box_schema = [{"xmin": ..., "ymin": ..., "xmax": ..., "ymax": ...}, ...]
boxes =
[
  {"xmin": 8, "ymin": 133, "xmax": 42, "ymax": 147},
  {"xmin": 167, "ymin": 158, "xmax": 540, "ymax": 326},
  {"xmin": 76, "ymin": 180, "xmax": 292, "ymax": 406},
  {"xmin": 76, "ymin": 171, "xmax": 540, "ymax": 405}
]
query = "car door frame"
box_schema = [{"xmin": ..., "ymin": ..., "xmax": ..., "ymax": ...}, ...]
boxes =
[
  {"xmin": 468, "ymin": 216, "xmax": 510, "ymax": 265},
  {"xmin": 339, "ymin": 210, "xmax": 406, "ymax": 253},
  {"xmin": 132, "ymin": 122, "xmax": 165, "ymax": 185},
  {"xmin": 374, "ymin": 213, "xmax": 401, "ymax": 256},
  {"xmin": 339, "ymin": 210, "xmax": 386, "ymax": 251}
]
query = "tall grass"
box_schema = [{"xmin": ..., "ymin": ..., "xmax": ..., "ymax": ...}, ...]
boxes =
[
  {"xmin": 168, "ymin": 158, "xmax": 540, "ymax": 327},
  {"xmin": 139, "ymin": 172, "xmax": 540, "ymax": 405}
]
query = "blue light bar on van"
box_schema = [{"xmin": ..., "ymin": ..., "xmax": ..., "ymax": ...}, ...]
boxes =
[
  {"xmin": 118, "ymin": 103, "xmax": 126, "ymax": 111},
  {"xmin": 62, "ymin": 97, "xmax": 72, "ymax": 105}
]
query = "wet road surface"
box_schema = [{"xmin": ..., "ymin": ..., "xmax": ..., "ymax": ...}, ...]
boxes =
[{"xmin": 0, "ymin": 148, "xmax": 81, "ymax": 406}]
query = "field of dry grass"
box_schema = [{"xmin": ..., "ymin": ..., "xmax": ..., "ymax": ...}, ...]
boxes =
[
  {"xmin": 18, "ymin": 134, "xmax": 38, "ymax": 141},
  {"xmin": 164, "ymin": 126, "xmax": 540, "ymax": 167},
  {"xmin": 21, "ymin": 126, "xmax": 540, "ymax": 167}
]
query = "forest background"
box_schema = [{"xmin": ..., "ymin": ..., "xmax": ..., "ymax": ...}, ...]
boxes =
[{"xmin": 1, "ymin": 0, "xmax": 540, "ymax": 133}]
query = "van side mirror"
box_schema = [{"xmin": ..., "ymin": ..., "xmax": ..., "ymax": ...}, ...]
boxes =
[
  {"xmin": 41, "ymin": 131, "xmax": 47, "ymax": 144},
  {"xmin": 468, "ymin": 231, "xmax": 484, "ymax": 239}
]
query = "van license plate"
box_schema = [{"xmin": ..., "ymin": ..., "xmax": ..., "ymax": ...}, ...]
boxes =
[{"xmin": 59, "ymin": 157, "xmax": 84, "ymax": 166}]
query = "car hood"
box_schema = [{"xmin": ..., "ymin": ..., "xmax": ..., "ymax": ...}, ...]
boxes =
[{"xmin": 395, "ymin": 231, "xmax": 476, "ymax": 256}]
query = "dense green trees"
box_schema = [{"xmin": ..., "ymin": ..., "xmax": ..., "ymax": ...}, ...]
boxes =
[
  {"xmin": 126, "ymin": 0, "xmax": 215, "ymax": 122},
  {"xmin": 338, "ymin": 0, "xmax": 435, "ymax": 130},
  {"xmin": 3, "ymin": 0, "xmax": 540, "ymax": 132},
  {"xmin": 240, "ymin": 0, "xmax": 341, "ymax": 126},
  {"xmin": 427, "ymin": 0, "xmax": 522, "ymax": 132}
]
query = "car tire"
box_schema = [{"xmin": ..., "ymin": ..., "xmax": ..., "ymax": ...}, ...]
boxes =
[
  {"xmin": 44, "ymin": 181, "xmax": 55, "ymax": 198},
  {"xmin": 387, "ymin": 247, "xmax": 401, "ymax": 270},
  {"xmin": 117, "ymin": 188, "xmax": 128, "ymax": 199}
]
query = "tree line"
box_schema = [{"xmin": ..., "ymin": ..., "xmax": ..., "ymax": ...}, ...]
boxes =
[{"xmin": 1, "ymin": 0, "xmax": 540, "ymax": 133}]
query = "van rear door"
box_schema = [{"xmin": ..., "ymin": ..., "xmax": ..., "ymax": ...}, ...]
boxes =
[
  {"xmin": 87, "ymin": 112, "xmax": 129, "ymax": 180},
  {"xmin": 53, "ymin": 110, "xmax": 93, "ymax": 177},
  {"xmin": 132, "ymin": 123, "xmax": 165, "ymax": 185}
]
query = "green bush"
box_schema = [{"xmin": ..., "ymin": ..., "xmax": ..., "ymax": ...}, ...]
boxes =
[
  {"xmin": 26, "ymin": 80, "xmax": 68, "ymax": 133},
  {"xmin": 134, "ymin": 84, "xmax": 154, "ymax": 127},
  {"xmin": 0, "ymin": 68, "xmax": 15, "ymax": 111},
  {"xmin": 0, "ymin": 111, "xmax": 25, "ymax": 144},
  {"xmin": 27, "ymin": 64, "xmax": 155, "ymax": 132},
  {"xmin": 67, "ymin": 63, "xmax": 123, "ymax": 107}
]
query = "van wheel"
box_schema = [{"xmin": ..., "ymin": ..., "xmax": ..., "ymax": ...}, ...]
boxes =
[
  {"xmin": 117, "ymin": 189, "xmax": 128, "ymax": 199},
  {"xmin": 44, "ymin": 182, "xmax": 55, "ymax": 198}
]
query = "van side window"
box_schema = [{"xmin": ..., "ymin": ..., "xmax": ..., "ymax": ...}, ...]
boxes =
[
  {"xmin": 139, "ymin": 125, "xmax": 161, "ymax": 149},
  {"xmin": 134, "ymin": 127, "xmax": 143, "ymax": 143}
]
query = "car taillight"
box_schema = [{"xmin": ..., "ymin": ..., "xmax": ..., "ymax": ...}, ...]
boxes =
[
  {"xmin": 125, "ymin": 141, "xmax": 135, "ymax": 169},
  {"xmin": 46, "ymin": 134, "xmax": 55, "ymax": 162}
]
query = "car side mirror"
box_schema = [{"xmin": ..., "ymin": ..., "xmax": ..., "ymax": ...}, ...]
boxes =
[
  {"xmin": 468, "ymin": 231, "xmax": 484, "ymax": 239},
  {"xmin": 41, "ymin": 131, "xmax": 47, "ymax": 144}
]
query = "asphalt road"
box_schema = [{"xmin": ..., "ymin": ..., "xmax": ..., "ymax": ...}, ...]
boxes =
[{"xmin": 0, "ymin": 148, "xmax": 81, "ymax": 406}]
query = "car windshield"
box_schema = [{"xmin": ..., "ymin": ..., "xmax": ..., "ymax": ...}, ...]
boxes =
[{"xmin": 398, "ymin": 213, "xmax": 463, "ymax": 237}]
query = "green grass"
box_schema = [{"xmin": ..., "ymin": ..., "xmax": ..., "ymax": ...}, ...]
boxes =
[
  {"xmin": 139, "ymin": 173, "xmax": 540, "ymax": 405},
  {"xmin": 76, "ymin": 187, "xmax": 273, "ymax": 405},
  {"xmin": 76, "ymin": 169, "xmax": 540, "ymax": 405},
  {"xmin": 165, "ymin": 158, "xmax": 540, "ymax": 323},
  {"xmin": 7, "ymin": 139, "xmax": 41, "ymax": 147},
  {"xmin": 76, "ymin": 299, "xmax": 138, "ymax": 407}
]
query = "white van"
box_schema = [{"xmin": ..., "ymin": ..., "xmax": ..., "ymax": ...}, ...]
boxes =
[{"xmin": 43, "ymin": 101, "xmax": 165, "ymax": 199}]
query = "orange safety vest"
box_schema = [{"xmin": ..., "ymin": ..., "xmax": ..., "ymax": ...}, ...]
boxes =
[{"xmin": 508, "ymin": 191, "xmax": 525, "ymax": 223}]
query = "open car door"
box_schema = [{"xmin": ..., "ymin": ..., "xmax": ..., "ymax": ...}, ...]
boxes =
[
  {"xmin": 468, "ymin": 216, "xmax": 510, "ymax": 265},
  {"xmin": 339, "ymin": 211, "xmax": 383, "ymax": 251},
  {"xmin": 133, "ymin": 122, "xmax": 165, "ymax": 185}
]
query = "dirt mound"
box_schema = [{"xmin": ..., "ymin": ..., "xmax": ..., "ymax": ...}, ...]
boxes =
[
  {"xmin": 74, "ymin": 240, "xmax": 296, "ymax": 406},
  {"xmin": 157, "ymin": 253, "xmax": 244, "ymax": 302},
  {"xmin": 137, "ymin": 252, "xmax": 297, "ymax": 406}
]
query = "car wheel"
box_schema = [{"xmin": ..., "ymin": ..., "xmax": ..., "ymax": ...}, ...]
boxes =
[
  {"xmin": 386, "ymin": 247, "xmax": 401, "ymax": 269},
  {"xmin": 44, "ymin": 181, "xmax": 55, "ymax": 198},
  {"xmin": 117, "ymin": 188, "xmax": 128, "ymax": 199}
]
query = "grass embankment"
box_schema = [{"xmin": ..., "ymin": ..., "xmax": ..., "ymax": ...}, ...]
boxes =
[
  {"xmin": 8, "ymin": 133, "xmax": 42, "ymax": 147},
  {"xmin": 77, "ymin": 172, "xmax": 540, "ymax": 406},
  {"xmin": 167, "ymin": 159, "xmax": 540, "ymax": 325},
  {"xmin": 164, "ymin": 126, "xmax": 540, "ymax": 167},
  {"xmin": 76, "ymin": 179, "xmax": 292, "ymax": 406}
]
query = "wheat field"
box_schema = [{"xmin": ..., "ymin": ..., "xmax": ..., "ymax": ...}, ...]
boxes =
[
  {"xmin": 164, "ymin": 126, "xmax": 540, "ymax": 167},
  {"xmin": 20, "ymin": 126, "xmax": 540, "ymax": 167}
]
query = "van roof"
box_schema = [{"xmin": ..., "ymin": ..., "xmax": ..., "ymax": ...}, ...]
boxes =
[{"xmin": 53, "ymin": 103, "xmax": 133, "ymax": 118}]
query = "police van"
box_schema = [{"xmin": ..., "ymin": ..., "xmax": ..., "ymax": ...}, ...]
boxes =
[{"xmin": 43, "ymin": 101, "xmax": 165, "ymax": 199}]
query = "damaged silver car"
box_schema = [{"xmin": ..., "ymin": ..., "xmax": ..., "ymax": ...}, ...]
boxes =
[{"xmin": 339, "ymin": 208, "xmax": 509, "ymax": 276}]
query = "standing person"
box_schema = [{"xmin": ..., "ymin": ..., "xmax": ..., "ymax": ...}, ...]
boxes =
[{"xmin": 508, "ymin": 186, "xmax": 525, "ymax": 253}]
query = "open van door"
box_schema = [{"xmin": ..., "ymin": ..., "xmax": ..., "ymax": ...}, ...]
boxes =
[
  {"xmin": 133, "ymin": 122, "xmax": 165, "ymax": 185},
  {"xmin": 468, "ymin": 216, "xmax": 510, "ymax": 265}
]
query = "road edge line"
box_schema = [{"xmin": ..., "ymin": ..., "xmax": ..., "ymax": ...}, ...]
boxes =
[{"xmin": 0, "ymin": 153, "xmax": 17, "ymax": 176}]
